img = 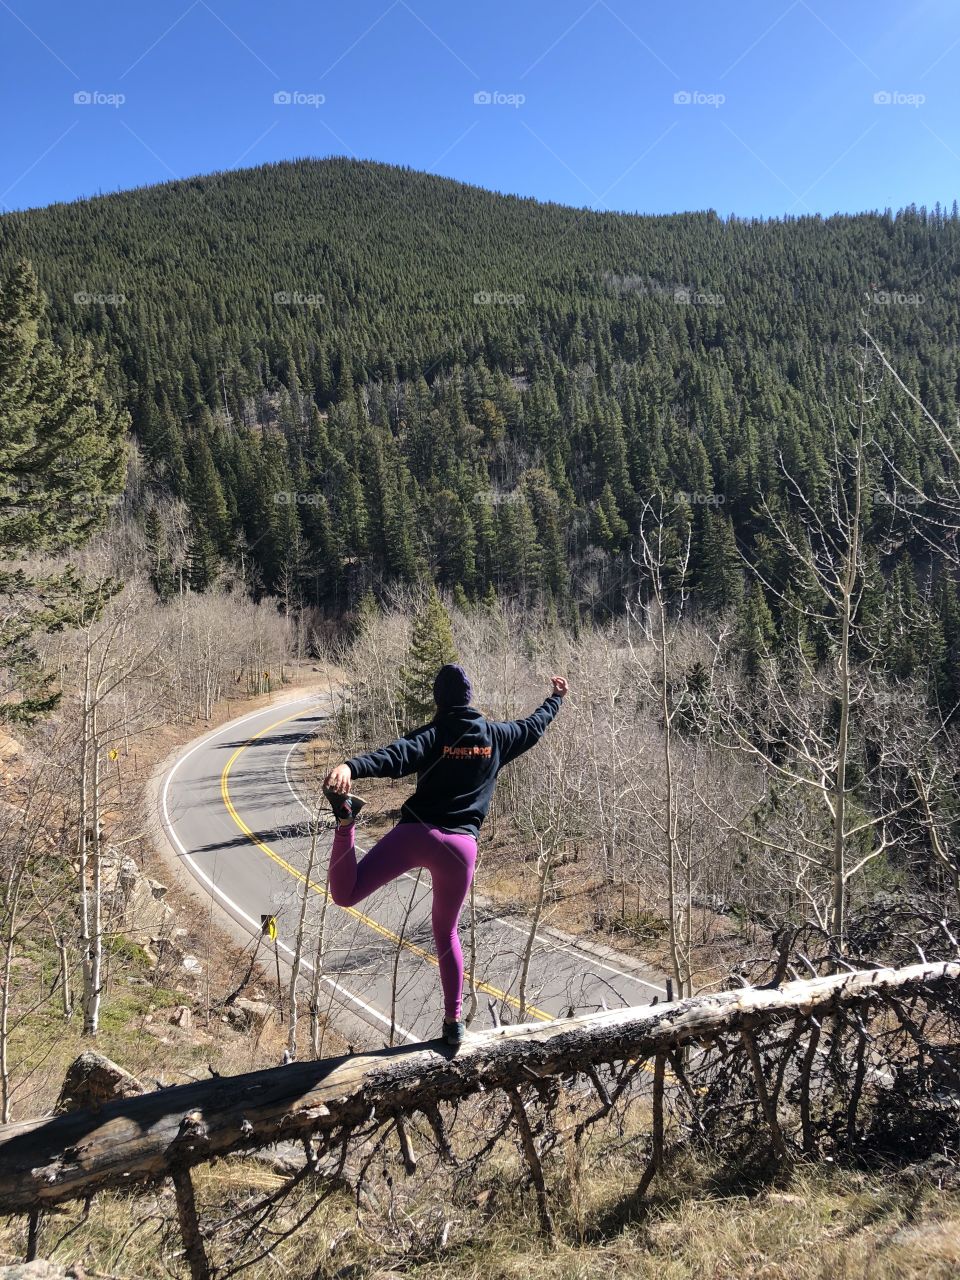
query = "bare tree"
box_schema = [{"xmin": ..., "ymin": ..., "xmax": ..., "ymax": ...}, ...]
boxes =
[
  {"xmin": 628, "ymin": 496, "xmax": 699, "ymax": 995},
  {"xmin": 515, "ymin": 704, "xmax": 581, "ymax": 1019},
  {"xmin": 66, "ymin": 582, "xmax": 164, "ymax": 1035},
  {"xmin": 0, "ymin": 738, "xmax": 78, "ymax": 1121},
  {"xmin": 712, "ymin": 344, "xmax": 912, "ymax": 943},
  {"xmin": 286, "ymin": 807, "xmax": 323, "ymax": 1061},
  {"xmin": 0, "ymin": 778, "xmax": 46, "ymax": 1122}
]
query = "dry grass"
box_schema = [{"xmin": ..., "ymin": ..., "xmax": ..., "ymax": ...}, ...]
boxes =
[
  {"xmin": 3, "ymin": 1132, "xmax": 958, "ymax": 1279},
  {"xmin": 6, "ymin": 964, "xmax": 322, "ymax": 1116}
]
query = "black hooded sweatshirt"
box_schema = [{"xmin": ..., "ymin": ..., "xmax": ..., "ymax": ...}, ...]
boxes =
[{"xmin": 345, "ymin": 695, "xmax": 562, "ymax": 839}]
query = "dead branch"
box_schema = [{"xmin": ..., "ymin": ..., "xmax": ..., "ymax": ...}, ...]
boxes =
[{"xmin": 507, "ymin": 1087, "xmax": 554, "ymax": 1236}]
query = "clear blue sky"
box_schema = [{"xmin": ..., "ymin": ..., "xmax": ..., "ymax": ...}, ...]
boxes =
[{"xmin": 2, "ymin": 0, "xmax": 958, "ymax": 218}]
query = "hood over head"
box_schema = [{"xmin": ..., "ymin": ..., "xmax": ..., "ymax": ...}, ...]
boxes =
[{"xmin": 433, "ymin": 663, "xmax": 473, "ymax": 709}]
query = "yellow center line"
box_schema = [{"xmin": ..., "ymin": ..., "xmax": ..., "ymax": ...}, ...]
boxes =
[{"xmin": 219, "ymin": 708, "xmax": 555, "ymax": 1022}]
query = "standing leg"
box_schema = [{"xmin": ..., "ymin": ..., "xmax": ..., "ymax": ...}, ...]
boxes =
[
  {"xmin": 426, "ymin": 833, "xmax": 478, "ymax": 1021},
  {"xmin": 328, "ymin": 822, "xmax": 423, "ymax": 908}
]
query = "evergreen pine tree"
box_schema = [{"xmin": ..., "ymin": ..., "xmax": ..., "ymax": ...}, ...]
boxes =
[
  {"xmin": 188, "ymin": 436, "xmax": 231, "ymax": 554},
  {"xmin": 696, "ymin": 511, "xmax": 744, "ymax": 612},
  {"xmin": 187, "ymin": 525, "xmax": 218, "ymax": 593},
  {"xmin": 353, "ymin": 589, "xmax": 379, "ymax": 638},
  {"xmin": 144, "ymin": 508, "xmax": 176, "ymax": 601},
  {"xmin": 0, "ymin": 259, "xmax": 127, "ymax": 720},
  {"xmin": 399, "ymin": 586, "xmax": 459, "ymax": 723},
  {"xmin": 737, "ymin": 580, "xmax": 776, "ymax": 675}
]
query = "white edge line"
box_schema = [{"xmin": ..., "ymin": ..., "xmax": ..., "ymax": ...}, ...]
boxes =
[
  {"xmin": 281, "ymin": 723, "xmax": 666, "ymax": 996},
  {"xmin": 159, "ymin": 696, "xmax": 419, "ymax": 1045}
]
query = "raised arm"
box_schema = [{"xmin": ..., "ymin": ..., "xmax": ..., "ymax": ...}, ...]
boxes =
[
  {"xmin": 491, "ymin": 675, "xmax": 568, "ymax": 766},
  {"xmin": 324, "ymin": 723, "xmax": 437, "ymax": 793}
]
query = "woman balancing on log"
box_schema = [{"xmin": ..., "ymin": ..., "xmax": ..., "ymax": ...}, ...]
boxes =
[{"xmin": 323, "ymin": 664, "xmax": 569, "ymax": 1046}]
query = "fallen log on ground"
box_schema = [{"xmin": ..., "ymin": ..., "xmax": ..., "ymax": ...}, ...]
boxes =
[{"xmin": 0, "ymin": 960, "xmax": 956, "ymax": 1213}]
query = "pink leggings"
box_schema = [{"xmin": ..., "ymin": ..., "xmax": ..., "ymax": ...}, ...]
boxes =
[{"xmin": 328, "ymin": 821, "xmax": 478, "ymax": 1020}]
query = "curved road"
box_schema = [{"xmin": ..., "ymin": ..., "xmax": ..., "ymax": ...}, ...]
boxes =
[{"xmin": 159, "ymin": 692, "xmax": 666, "ymax": 1047}]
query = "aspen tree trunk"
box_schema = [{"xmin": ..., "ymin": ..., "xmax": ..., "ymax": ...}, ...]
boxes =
[
  {"xmin": 176, "ymin": 592, "xmax": 187, "ymax": 724},
  {"xmin": 658, "ymin": 597, "xmax": 688, "ymax": 998},
  {"xmin": 309, "ymin": 872, "xmax": 332, "ymax": 1059},
  {"xmin": 84, "ymin": 689, "xmax": 104, "ymax": 1036},
  {"xmin": 78, "ymin": 646, "xmax": 94, "ymax": 1036},
  {"xmin": 0, "ymin": 862, "xmax": 26, "ymax": 1122},
  {"xmin": 518, "ymin": 847, "xmax": 552, "ymax": 1020},
  {"xmin": 829, "ymin": 366, "xmax": 865, "ymax": 945},
  {"xmin": 58, "ymin": 935, "xmax": 71, "ymax": 1019},
  {"xmin": 287, "ymin": 820, "xmax": 321, "ymax": 1059},
  {"xmin": 632, "ymin": 501, "xmax": 694, "ymax": 998}
]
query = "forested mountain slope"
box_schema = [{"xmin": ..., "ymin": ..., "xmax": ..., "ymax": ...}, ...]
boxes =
[{"xmin": 2, "ymin": 157, "xmax": 958, "ymax": 666}]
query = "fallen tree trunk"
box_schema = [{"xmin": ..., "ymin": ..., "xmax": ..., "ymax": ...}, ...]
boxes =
[{"xmin": 0, "ymin": 960, "xmax": 956, "ymax": 1212}]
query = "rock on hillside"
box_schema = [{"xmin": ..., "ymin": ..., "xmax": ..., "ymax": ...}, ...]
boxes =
[{"xmin": 55, "ymin": 1052, "xmax": 145, "ymax": 1113}]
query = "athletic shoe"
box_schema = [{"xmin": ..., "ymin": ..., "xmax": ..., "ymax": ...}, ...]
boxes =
[
  {"xmin": 322, "ymin": 785, "xmax": 366, "ymax": 825},
  {"xmin": 441, "ymin": 1018, "xmax": 466, "ymax": 1047}
]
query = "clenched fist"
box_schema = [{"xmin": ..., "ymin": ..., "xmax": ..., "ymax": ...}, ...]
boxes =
[{"xmin": 551, "ymin": 675, "xmax": 569, "ymax": 698}]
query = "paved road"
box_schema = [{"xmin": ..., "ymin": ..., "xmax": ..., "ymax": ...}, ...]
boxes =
[{"xmin": 159, "ymin": 692, "xmax": 666, "ymax": 1046}]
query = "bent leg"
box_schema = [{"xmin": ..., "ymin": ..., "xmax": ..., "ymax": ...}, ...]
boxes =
[
  {"xmin": 329, "ymin": 823, "xmax": 422, "ymax": 908},
  {"xmin": 427, "ymin": 833, "xmax": 478, "ymax": 1020}
]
